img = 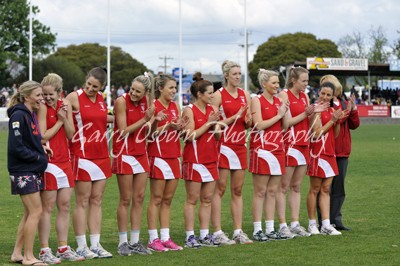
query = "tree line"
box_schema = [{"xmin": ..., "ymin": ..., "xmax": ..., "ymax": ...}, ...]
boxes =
[{"xmin": 1, "ymin": 0, "xmax": 400, "ymax": 91}]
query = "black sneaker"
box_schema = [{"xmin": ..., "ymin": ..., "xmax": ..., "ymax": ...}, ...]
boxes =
[
  {"xmin": 252, "ymin": 230, "xmax": 269, "ymax": 242},
  {"xmin": 199, "ymin": 234, "xmax": 220, "ymax": 247}
]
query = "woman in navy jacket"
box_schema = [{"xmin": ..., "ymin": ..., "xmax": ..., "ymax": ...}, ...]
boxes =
[{"xmin": 8, "ymin": 81, "xmax": 50, "ymax": 266}]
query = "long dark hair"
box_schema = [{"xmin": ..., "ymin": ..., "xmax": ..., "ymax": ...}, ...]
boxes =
[
  {"xmin": 190, "ymin": 72, "xmax": 212, "ymax": 99},
  {"xmin": 320, "ymin": 81, "xmax": 336, "ymax": 107}
]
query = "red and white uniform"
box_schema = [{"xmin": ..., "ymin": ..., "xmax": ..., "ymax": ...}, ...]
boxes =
[
  {"xmin": 218, "ymin": 87, "xmax": 248, "ymax": 169},
  {"xmin": 307, "ymin": 108, "xmax": 338, "ymax": 178},
  {"xmin": 249, "ymin": 95, "xmax": 285, "ymax": 175},
  {"xmin": 43, "ymin": 99, "xmax": 74, "ymax": 190},
  {"xmin": 182, "ymin": 104, "xmax": 219, "ymax": 183},
  {"xmin": 112, "ymin": 94, "xmax": 149, "ymax": 175},
  {"xmin": 282, "ymin": 89, "xmax": 310, "ymax": 166},
  {"xmin": 148, "ymin": 99, "xmax": 181, "ymax": 179},
  {"xmin": 70, "ymin": 89, "xmax": 111, "ymax": 181}
]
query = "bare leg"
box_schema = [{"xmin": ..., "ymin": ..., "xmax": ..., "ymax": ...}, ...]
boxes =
[
  {"xmin": 87, "ymin": 180, "xmax": 106, "ymax": 235},
  {"xmin": 147, "ymin": 179, "xmax": 166, "ymax": 230},
  {"xmin": 199, "ymin": 182, "xmax": 216, "ymax": 230},
  {"xmin": 252, "ymin": 174, "xmax": 268, "ymax": 223},
  {"xmin": 20, "ymin": 192, "xmax": 43, "ymax": 265},
  {"xmin": 264, "ymin": 175, "xmax": 281, "ymax": 221},
  {"xmin": 38, "ymin": 190, "xmax": 57, "ymax": 248},
  {"xmin": 289, "ymin": 165, "xmax": 307, "ymax": 222},
  {"xmin": 211, "ymin": 169, "xmax": 229, "ymax": 232},
  {"xmin": 56, "ymin": 188, "xmax": 73, "ymax": 246},
  {"xmin": 117, "ymin": 174, "xmax": 133, "ymax": 233},
  {"xmin": 307, "ymin": 177, "xmax": 322, "ymax": 220},
  {"xmin": 11, "ymin": 207, "xmax": 27, "ymax": 262},
  {"xmin": 73, "ymin": 181, "xmax": 91, "ymax": 236},
  {"xmin": 159, "ymin": 179, "xmax": 179, "ymax": 229},
  {"xmin": 130, "ymin": 173, "xmax": 148, "ymax": 231},
  {"xmin": 230, "ymin": 170, "xmax": 245, "ymax": 230},
  {"xmin": 276, "ymin": 167, "xmax": 295, "ymax": 224},
  {"xmin": 184, "ymin": 181, "xmax": 201, "ymax": 231},
  {"xmin": 319, "ymin": 178, "xmax": 333, "ymax": 221}
]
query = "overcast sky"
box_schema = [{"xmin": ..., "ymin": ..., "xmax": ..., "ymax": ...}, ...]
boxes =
[{"xmin": 35, "ymin": 0, "xmax": 400, "ymax": 75}]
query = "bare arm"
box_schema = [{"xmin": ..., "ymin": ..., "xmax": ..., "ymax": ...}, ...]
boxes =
[
  {"xmin": 37, "ymin": 103, "xmax": 63, "ymax": 143},
  {"xmin": 62, "ymin": 99, "xmax": 75, "ymax": 139}
]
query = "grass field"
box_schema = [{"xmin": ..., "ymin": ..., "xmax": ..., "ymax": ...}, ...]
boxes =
[{"xmin": 0, "ymin": 124, "xmax": 399, "ymax": 265}]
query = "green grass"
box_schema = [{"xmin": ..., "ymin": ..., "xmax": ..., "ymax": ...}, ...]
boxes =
[{"xmin": 1, "ymin": 124, "xmax": 400, "ymax": 265}]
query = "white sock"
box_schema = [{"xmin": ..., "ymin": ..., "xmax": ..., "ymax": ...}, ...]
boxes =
[
  {"xmin": 160, "ymin": 228, "xmax": 170, "ymax": 242},
  {"xmin": 322, "ymin": 219, "xmax": 330, "ymax": 228},
  {"xmin": 40, "ymin": 247, "xmax": 50, "ymax": 252},
  {"xmin": 89, "ymin": 234, "xmax": 100, "ymax": 249},
  {"xmin": 118, "ymin": 232, "xmax": 128, "ymax": 246},
  {"xmin": 199, "ymin": 229, "xmax": 209, "ymax": 240},
  {"xmin": 253, "ymin": 221, "xmax": 262, "ymax": 235},
  {"xmin": 291, "ymin": 221, "xmax": 300, "ymax": 229},
  {"xmin": 309, "ymin": 219, "xmax": 317, "ymax": 226},
  {"xmin": 233, "ymin": 229, "xmax": 242, "ymax": 236},
  {"xmin": 265, "ymin": 220, "xmax": 274, "ymax": 234},
  {"xmin": 279, "ymin": 222, "xmax": 288, "ymax": 230},
  {"xmin": 148, "ymin": 229, "xmax": 158, "ymax": 242},
  {"xmin": 75, "ymin": 235, "xmax": 87, "ymax": 249},
  {"xmin": 186, "ymin": 230, "xmax": 195, "ymax": 240},
  {"xmin": 130, "ymin": 230, "xmax": 140, "ymax": 244},
  {"xmin": 213, "ymin": 230, "xmax": 223, "ymax": 237}
]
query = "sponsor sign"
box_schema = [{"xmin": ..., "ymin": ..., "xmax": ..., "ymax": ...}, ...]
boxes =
[
  {"xmin": 357, "ymin": 105, "xmax": 390, "ymax": 117},
  {"xmin": 391, "ymin": 106, "xmax": 400, "ymax": 118},
  {"xmin": 389, "ymin": 59, "xmax": 400, "ymax": 71},
  {"xmin": 0, "ymin": 107, "xmax": 8, "ymax": 122},
  {"xmin": 306, "ymin": 57, "xmax": 368, "ymax": 71}
]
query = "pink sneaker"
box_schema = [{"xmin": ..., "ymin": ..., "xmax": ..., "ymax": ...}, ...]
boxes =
[
  {"xmin": 147, "ymin": 239, "xmax": 168, "ymax": 252},
  {"xmin": 162, "ymin": 238, "xmax": 183, "ymax": 251}
]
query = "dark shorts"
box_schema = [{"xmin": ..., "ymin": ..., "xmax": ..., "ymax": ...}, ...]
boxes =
[{"xmin": 10, "ymin": 172, "xmax": 43, "ymax": 195}]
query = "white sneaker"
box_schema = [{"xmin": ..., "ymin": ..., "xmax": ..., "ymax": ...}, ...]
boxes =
[
  {"xmin": 308, "ymin": 224, "xmax": 321, "ymax": 235},
  {"xmin": 279, "ymin": 226, "xmax": 296, "ymax": 239},
  {"xmin": 213, "ymin": 232, "xmax": 236, "ymax": 245},
  {"xmin": 56, "ymin": 246, "xmax": 85, "ymax": 261},
  {"xmin": 76, "ymin": 246, "xmax": 98, "ymax": 259},
  {"xmin": 290, "ymin": 224, "xmax": 312, "ymax": 237},
  {"xmin": 321, "ymin": 224, "xmax": 342, "ymax": 236},
  {"xmin": 39, "ymin": 248, "xmax": 61, "ymax": 264},
  {"xmin": 232, "ymin": 230, "xmax": 253, "ymax": 244},
  {"xmin": 90, "ymin": 243, "xmax": 113, "ymax": 258}
]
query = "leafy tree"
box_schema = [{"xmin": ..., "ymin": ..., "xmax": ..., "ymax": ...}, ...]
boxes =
[
  {"xmin": 0, "ymin": 0, "xmax": 56, "ymax": 84},
  {"xmin": 338, "ymin": 31, "xmax": 367, "ymax": 58},
  {"xmin": 368, "ymin": 26, "xmax": 390, "ymax": 63},
  {"xmin": 249, "ymin": 32, "xmax": 341, "ymax": 88},
  {"xmin": 53, "ymin": 43, "xmax": 148, "ymax": 87},
  {"xmin": 338, "ymin": 25, "xmax": 390, "ymax": 63},
  {"xmin": 33, "ymin": 56, "xmax": 85, "ymax": 92},
  {"xmin": 393, "ymin": 30, "xmax": 400, "ymax": 59}
]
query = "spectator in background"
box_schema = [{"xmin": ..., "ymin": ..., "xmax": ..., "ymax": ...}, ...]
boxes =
[{"xmin": 117, "ymin": 85, "xmax": 125, "ymax": 97}]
